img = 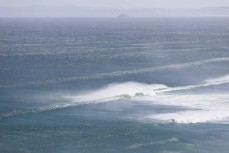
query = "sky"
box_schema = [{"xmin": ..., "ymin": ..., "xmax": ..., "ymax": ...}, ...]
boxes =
[{"xmin": 1, "ymin": 0, "xmax": 229, "ymax": 8}]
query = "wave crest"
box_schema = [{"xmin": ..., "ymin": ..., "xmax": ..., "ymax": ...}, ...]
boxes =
[{"xmin": 68, "ymin": 82, "xmax": 168, "ymax": 102}]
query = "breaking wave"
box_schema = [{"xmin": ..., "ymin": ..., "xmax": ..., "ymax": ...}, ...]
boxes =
[
  {"xmin": 66, "ymin": 75, "xmax": 229, "ymax": 124},
  {"xmin": 1, "ymin": 75, "xmax": 229, "ymax": 124},
  {"xmin": 67, "ymin": 82, "xmax": 167, "ymax": 102}
]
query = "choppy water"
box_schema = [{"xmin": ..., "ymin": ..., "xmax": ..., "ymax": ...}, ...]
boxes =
[{"xmin": 0, "ymin": 18, "xmax": 229, "ymax": 153}]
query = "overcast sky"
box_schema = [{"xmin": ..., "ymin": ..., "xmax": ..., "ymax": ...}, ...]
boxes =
[{"xmin": 1, "ymin": 0, "xmax": 229, "ymax": 8}]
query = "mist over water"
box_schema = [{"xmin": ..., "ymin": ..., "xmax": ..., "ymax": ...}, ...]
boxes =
[{"xmin": 0, "ymin": 18, "xmax": 229, "ymax": 153}]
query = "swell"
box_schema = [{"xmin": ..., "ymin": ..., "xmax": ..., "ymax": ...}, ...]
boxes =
[
  {"xmin": 0, "ymin": 101, "xmax": 101, "ymax": 118},
  {"xmin": 127, "ymin": 138, "xmax": 179, "ymax": 149},
  {"xmin": 2, "ymin": 75, "xmax": 228, "ymax": 119},
  {"xmin": 157, "ymin": 75, "xmax": 229, "ymax": 94},
  {"xmin": 0, "ymin": 103, "xmax": 74, "ymax": 118},
  {"xmin": 1, "ymin": 57, "xmax": 229, "ymax": 88},
  {"xmin": 0, "ymin": 94, "xmax": 133, "ymax": 118}
]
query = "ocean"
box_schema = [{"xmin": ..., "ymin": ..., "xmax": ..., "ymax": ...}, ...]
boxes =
[{"xmin": 0, "ymin": 18, "xmax": 229, "ymax": 153}]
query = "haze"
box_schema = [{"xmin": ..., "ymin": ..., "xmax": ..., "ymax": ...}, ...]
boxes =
[
  {"xmin": 1, "ymin": 0, "xmax": 229, "ymax": 17},
  {"xmin": 1, "ymin": 0, "xmax": 229, "ymax": 8}
]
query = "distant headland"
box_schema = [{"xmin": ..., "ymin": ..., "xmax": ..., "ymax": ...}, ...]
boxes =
[
  {"xmin": 0, "ymin": 6, "xmax": 229, "ymax": 17},
  {"xmin": 117, "ymin": 14, "xmax": 129, "ymax": 18}
]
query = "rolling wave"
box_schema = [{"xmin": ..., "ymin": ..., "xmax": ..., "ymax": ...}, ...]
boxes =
[
  {"xmin": 68, "ymin": 76, "xmax": 229, "ymax": 124},
  {"xmin": 1, "ymin": 75, "xmax": 229, "ymax": 123},
  {"xmin": 66, "ymin": 75, "xmax": 229, "ymax": 104},
  {"xmin": 1, "ymin": 57, "xmax": 229, "ymax": 88},
  {"xmin": 68, "ymin": 82, "xmax": 167, "ymax": 102},
  {"xmin": 0, "ymin": 103, "xmax": 74, "ymax": 118}
]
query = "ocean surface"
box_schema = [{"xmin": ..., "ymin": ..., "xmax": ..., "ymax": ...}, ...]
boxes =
[{"xmin": 0, "ymin": 18, "xmax": 229, "ymax": 153}]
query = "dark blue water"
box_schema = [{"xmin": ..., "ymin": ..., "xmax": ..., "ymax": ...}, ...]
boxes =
[{"xmin": 0, "ymin": 18, "xmax": 229, "ymax": 153}]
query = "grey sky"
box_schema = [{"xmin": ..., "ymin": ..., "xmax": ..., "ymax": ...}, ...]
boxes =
[{"xmin": 1, "ymin": 0, "xmax": 229, "ymax": 8}]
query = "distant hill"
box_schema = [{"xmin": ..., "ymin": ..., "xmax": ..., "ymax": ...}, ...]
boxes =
[
  {"xmin": 117, "ymin": 14, "xmax": 129, "ymax": 18},
  {"xmin": 0, "ymin": 6, "xmax": 229, "ymax": 17}
]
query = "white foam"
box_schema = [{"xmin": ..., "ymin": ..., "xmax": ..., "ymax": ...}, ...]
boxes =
[
  {"xmin": 68, "ymin": 82, "xmax": 167, "ymax": 103},
  {"xmin": 2, "ymin": 75, "xmax": 229, "ymax": 123},
  {"xmin": 66, "ymin": 74, "xmax": 229, "ymax": 105},
  {"xmin": 157, "ymin": 74, "xmax": 229, "ymax": 94},
  {"xmin": 142, "ymin": 94, "xmax": 229, "ymax": 124},
  {"xmin": 205, "ymin": 75, "xmax": 229, "ymax": 84},
  {"xmin": 65, "ymin": 75, "xmax": 229, "ymax": 124}
]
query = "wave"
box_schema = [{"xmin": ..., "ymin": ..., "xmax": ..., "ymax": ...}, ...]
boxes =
[
  {"xmin": 0, "ymin": 82, "xmax": 168, "ymax": 118},
  {"xmin": 2, "ymin": 75, "xmax": 229, "ymax": 123},
  {"xmin": 1, "ymin": 82, "xmax": 163, "ymax": 118},
  {"xmin": 67, "ymin": 77, "xmax": 229, "ymax": 124},
  {"xmin": 68, "ymin": 82, "xmax": 167, "ymax": 102},
  {"xmin": 70, "ymin": 75, "xmax": 229, "ymax": 102},
  {"xmin": 1, "ymin": 57, "xmax": 229, "ymax": 88},
  {"xmin": 157, "ymin": 74, "xmax": 229, "ymax": 94},
  {"xmin": 0, "ymin": 103, "xmax": 74, "ymax": 118},
  {"xmin": 140, "ymin": 75, "xmax": 229, "ymax": 123}
]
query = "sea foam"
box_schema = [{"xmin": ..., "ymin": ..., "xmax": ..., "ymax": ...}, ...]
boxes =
[
  {"xmin": 68, "ymin": 82, "xmax": 167, "ymax": 102},
  {"xmin": 67, "ymin": 75, "xmax": 229, "ymax": 124},
  {"xmin": 158, "ymin": 74, "xmax": 229, "ymax": 94},
  {"xmin": 143, "ymin": 94, "xmax": 229, "ymax": 124},
  {"xmin": 2, "ymin": 75, "xmax": 229, "ymax": 124}
]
